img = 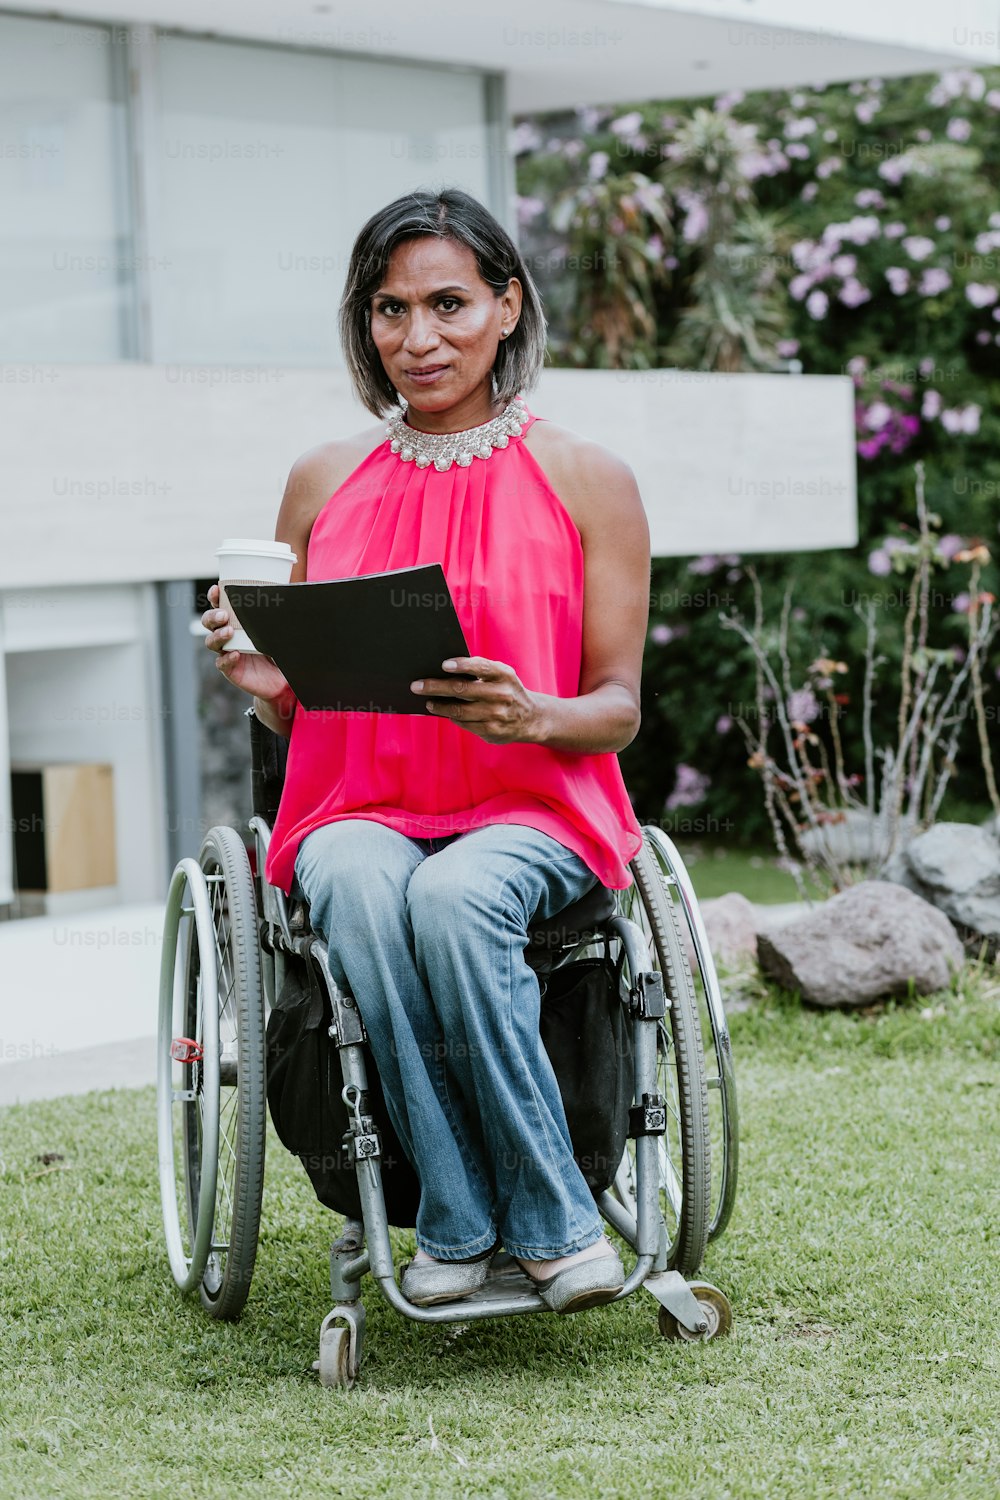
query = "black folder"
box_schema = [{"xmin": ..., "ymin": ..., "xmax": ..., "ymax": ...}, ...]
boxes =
[{"xmin": 226, "ymin": 563, "xmax": 475, "ymax": 714}]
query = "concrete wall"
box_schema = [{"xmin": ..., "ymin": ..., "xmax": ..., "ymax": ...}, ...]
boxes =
[{"xmin": 1, "ymin": 364, "xmax": 857, "ymax": 591}]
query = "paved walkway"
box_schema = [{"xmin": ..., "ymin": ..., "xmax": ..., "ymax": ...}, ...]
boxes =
[
  {"xmin": 0, "ymin": 903, "xmax": 162, "ymax": 1107},
  {"xmin": 0, "ymin": 895, "xmax": 811, "ymax": 1109}
]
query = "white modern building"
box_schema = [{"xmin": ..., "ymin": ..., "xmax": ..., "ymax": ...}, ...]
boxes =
[{"xmin": 2, "ymin": 0, "xmax": 999, "ymax": 914}]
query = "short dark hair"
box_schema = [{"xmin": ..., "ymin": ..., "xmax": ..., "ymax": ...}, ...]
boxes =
[{"xmin": 339, "ymin": 187, "xmax": 547, "ymax": 417}]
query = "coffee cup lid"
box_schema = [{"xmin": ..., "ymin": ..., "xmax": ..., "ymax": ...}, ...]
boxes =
[{"xmin": 217, "ymin": 538, "xmax": 297, "ymax": 559}]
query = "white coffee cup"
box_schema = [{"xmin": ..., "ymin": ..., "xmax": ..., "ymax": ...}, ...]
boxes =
[{"xmin": 216, "ymin": 538, "xmax": 297, "ymax": 654}]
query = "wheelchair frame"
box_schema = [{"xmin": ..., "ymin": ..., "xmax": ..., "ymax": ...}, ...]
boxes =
[{"xmin": 157, "ymin": 709, "xmax": 738, "ymax": 1387}]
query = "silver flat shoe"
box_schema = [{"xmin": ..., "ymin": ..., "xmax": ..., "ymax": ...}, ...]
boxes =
[
  {"xmin": 519, "ymin": 1250, "xmax": 625, "ymax": 1315},
  {"xmin": 400, "ymin": 1256, "xmax": 490, "ymax": 1307}
]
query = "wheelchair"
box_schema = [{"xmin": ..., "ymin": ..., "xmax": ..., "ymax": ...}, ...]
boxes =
[{"xmin": 157, "ymin": 706, "xmax": 738, "ymax": 1387}]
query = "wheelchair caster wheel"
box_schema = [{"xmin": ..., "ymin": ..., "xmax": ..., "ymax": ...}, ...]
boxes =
[
  {"xmin": 658, "ymin": 1282, "xmax": 732, "ymax": 1341},
  {"xmin": 316, "ymin": 1325, "xmax": 359, "ymax": 1389}
]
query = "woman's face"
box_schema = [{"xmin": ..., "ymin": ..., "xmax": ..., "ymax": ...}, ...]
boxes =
[{"xmin": 369, "ymin": 236, "xmax": 521, "ymax": 415}]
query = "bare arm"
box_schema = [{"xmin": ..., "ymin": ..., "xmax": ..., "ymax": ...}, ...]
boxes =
[
  {"xmin": 531, "ymin": 445, "xmax": 650, "ymax": 753},
  {"xmin": 411, "ymin": 442, "xmax": 651, "ymax": 754},
  {"xmin": 204, "ymin": 439, "xmax": 368, "ymax": 737}
]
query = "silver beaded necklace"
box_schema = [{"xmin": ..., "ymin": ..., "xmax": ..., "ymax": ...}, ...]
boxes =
[{"xmin": 385, "ymin": 395, "xmax": 530, "ymax": 472}]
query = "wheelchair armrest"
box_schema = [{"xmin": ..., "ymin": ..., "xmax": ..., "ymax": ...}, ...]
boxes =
[{"xmin": 247, "ymin": 703, "xmax": 289, "ymax": 824}]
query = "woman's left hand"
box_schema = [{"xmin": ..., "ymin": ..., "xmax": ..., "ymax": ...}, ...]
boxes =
[{"xmin": 410, "ymin": 658, "xmax": 546, "ymax": 745}]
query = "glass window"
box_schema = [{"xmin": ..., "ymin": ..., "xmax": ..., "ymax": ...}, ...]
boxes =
[
  {"xmin": 153, "ymin": 35, "xmax": 491, "ymax": 364},
  {"xmin": 0, "ymin": 13, "xmax": 135, "ymax": 361}
]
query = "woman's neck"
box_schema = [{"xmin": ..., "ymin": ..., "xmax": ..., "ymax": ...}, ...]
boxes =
[{"xmin": 403, "ymin": 387, "xmax": 506, "ymax": 435}]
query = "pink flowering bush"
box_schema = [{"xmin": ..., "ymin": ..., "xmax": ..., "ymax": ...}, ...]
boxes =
[{"xmin": 514, "ymin": 71, "xmax": 1000, "ymax": 835}]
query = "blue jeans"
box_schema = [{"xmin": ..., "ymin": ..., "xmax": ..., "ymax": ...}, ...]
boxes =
[{"xmin": 294, "ymin": 818, "xmax": 605, "ymax": 1262}]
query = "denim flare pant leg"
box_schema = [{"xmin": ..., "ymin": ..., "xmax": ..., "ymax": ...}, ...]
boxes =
[{"xmin": 294, "ymin": 817, "xmax": 606, "ymax": 1262}]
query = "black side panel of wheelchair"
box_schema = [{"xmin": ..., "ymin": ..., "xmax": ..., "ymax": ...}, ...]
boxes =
[
  {"xmin": 265, "ymin": 941, "xmax": 633, "ymax": 1226},
  {"xmin": 539, "ymin": 955, "xmax": 633, "ymax": 1192},
  {"xmin": 265, "ymin": 942, "xmax": 422, "ymax": 1226},
  {"xmin": 250, "ymin": 709, "xmax": 289, "ymax": 826}
]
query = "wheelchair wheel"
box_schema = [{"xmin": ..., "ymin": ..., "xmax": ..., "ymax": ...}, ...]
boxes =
[
  {"xmin": 614, "ymin": 836, "xmax": 711, "ymax": 1277},
  {"xmin": 642, "ymin": 826, "xmax": 738, "ymax": 1242},
  {"xmin": 157, "ymin": 826, "xmax": 266, "ymax": 1319}
]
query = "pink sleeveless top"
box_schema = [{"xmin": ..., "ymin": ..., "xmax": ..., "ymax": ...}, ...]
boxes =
[{"xmin": 264, "ymin": 402, "xmax": 644, "ymax": 895}]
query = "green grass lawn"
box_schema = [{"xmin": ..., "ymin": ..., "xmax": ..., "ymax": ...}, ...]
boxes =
[
  {"xmin": 675, "ymin": 844, "xmax": 824, "ymax": 906},
  {"xmin": 2, "ymin": 965, "xmax": 998, "ymax": 1500}
]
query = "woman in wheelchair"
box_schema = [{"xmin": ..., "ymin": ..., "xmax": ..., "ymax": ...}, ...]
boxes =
[{"xmin": 202, "ymin": 189, "xmax": 651, "ymax": 1315}]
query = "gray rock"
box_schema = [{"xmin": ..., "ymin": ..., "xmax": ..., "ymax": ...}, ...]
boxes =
[
  {"xmin": 799, "ymin": 808, "xmax": 880, "ymax": 864},
  {"xmin": 699, "ymin": 892, "xmax": 758, "ymax": 966},
  {"xmin": 799, "ymin": 808, "xmax": 917, "ymax": 867},
  {"xmin": 885, "ymin": 822, "xmax": 1000, "ymax": 941},
  {"xmin": 756, "ymin": 880, "xmax": 964, "ymax": 1007}
]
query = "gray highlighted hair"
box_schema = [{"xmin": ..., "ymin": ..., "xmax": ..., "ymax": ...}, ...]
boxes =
[{"xmin": 339, "ymin": 187, "xmax": 547, "ymax": 417}]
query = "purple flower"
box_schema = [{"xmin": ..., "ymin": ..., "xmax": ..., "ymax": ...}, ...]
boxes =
[
  {"xmin": 681, "ymin": 198, "xmax": 709, "ymax": 243},
  {"xmin": 858, "ymin": 437, "xmax": 885, "ymax": 460},
  {"xmin": 886, "ymin": 267, "xmax": 911, "ymax": 295},
  {"xmin": 806, "ymin": 288, "xmax": 829, "ymax": 319},
  {"xmin": 879, "ymin": 157, "xmax": 910, "ymax": 186},
  {"xmin": 787, "ymin": 687, "xmax": 821, "ymax": 724},
  {"xmin": 884, "ymin": 222, "xmax": 907, "ymax": 239},
  {"xmin": 864, "ymin": 401, "xmax": 892, "ymax": 431},
  {"xmin": 786, "ymin": 143, "xmax": 811, "ymax": 160},
  {"xmin": 801, "ymin": 182, "xmax": 819, "ymax": 202},
  {"xmin": 776, "ymin": 339, "xmax": 800, "ymax": 357},
  {"xmin": 839, "ymin": 279, "xmax": 871, "ymax": 308},
  {"xmin": 940, "ymin": 404, "xmax": 981, "ymax": 435},
  {"xmin": 935, "ymin": 216, "xmax": 952, "ymax": 232},
  {"xmin": 785, "ymin": 116, "xmax": 817, "ymax": 139},
  {"xmin": 609, "ymin": 110, "xmax": 644, "ymax": 138},
  {"xmin": 650, "ymin": 623, "xmax": 675, "ymax": 645},
  {"xmin": 868, "ymin": 548, "xmax": 892, "ymax": 575},
  {"xmin": 715, "ymin": 714, "xmax": 733, "ymax": 735},
  {"xmin": 855, "ymin": 188, "xmax": 885, "ymax": 209},
  {"xmin": 515, "ymin": 196, "xmax": 546, "ymax": 226},
  {"xmin": 587, "ymin": 151, "xmax": 610, "ymax": 181},
  {"xmin": 976, "ymin": 330, "xmax": 992, "ymax": 345},
  {"xmin": 918, "ymin": 267, "xmax": 952, "ymax": 296},
  {"xmin": 937, "ymin": 534, "xmax": 964, "ymax": 561},
  {"xmin": 922, "ymin": 390, "xmax": 943, "ymax": 419},
  {"xmin": 823, "ymin": 215, "xmax": 880, "ymax": 247},
  {"xmin": 665, "ymin": 764, "xmax": 711, "ymax": 811},
  {"xmin": 511, "ymin": 122, "xmax": 542, "ymax": 155},
  {"xmin": 816, "ymin": 156, "xmax": 842, "ymax": 179},
  {"xmin": 946, "ymin": 117, "xmax": 972, "ymax": 142},
  {"xmin": 902, "ymin": 236, "xmax": 935, "ymax": 262},
  {"xmin": 952, "ymin": 592, "xmax": 971, "ymax": 614},
  {"xmin": 831, "ymin": 253, "xmax": 857, "ymax": 277},
  {"xmin": 966, "ymin": 283, "xmax": 999, "ymax": 308}
]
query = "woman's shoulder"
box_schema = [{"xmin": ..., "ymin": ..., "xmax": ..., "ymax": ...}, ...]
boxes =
[
  {"xmin": 287, "ymin": 422, "xmax": 388, "ymax": 499},
  {"xmin": 522, "ymin": 416, "xmax": 642, "ymax": 528}
]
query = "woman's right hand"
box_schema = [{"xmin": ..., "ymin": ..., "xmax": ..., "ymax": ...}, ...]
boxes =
[{"xmin": 203, "ymin": 583, "xmax": 292, "ymax": 703}]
